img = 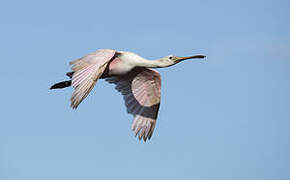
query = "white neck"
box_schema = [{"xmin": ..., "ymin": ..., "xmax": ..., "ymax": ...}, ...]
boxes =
[
  {"xmin": 135, "ymin": 58, "xmax": 173, "ymax": 68},
  {"xmin": 118, "ymin": 51, "xmax": 174, "ymax": 68}
]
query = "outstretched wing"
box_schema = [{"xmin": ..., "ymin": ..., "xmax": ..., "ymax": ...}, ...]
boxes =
[
  {"xmin": 106, "ymin": 67, "xmax": 161, "ymax": 141},
  {"xmin": 70, "ymin": 49, "xmax": 116, "ymax": 109}
]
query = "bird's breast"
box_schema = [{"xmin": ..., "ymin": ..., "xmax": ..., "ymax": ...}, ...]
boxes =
[{"xmin": 107, "ymin": 57, "xmax": 134, "ymax": 75}]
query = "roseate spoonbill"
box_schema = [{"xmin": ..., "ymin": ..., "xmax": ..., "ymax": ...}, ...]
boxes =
[{"xmin": 50, "ymin": 49, "xmax": 205, "ymax": 141}]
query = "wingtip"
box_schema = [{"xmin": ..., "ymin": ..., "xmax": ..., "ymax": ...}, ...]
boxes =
[{"xmin": 71, "ymin": 105, "xmax": 78, "ymax": 110}]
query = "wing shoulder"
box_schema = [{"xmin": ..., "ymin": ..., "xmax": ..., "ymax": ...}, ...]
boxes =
[{"xmin": 70, "ymin": 49, "xmax": 116, "ymax": 108}]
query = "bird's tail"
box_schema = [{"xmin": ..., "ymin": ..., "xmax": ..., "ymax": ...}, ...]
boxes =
[{"xmin": 50, "ymin": 80, "xmax": 71, "ymax": 90}]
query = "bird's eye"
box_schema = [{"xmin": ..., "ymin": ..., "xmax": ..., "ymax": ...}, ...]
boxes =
[{"xmin": 169, "ymin": 56, "xmax": 173, "ymax": 59}]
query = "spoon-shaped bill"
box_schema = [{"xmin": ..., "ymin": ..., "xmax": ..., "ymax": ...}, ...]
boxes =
[{"xmin": 176, "ymin": 55, "xmax": 206, "ymax": 61}]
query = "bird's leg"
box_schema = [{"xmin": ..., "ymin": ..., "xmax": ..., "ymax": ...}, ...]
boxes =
[
  {"xmin": 50, "ymin": 80, "xmax": 71, "ymax": 89},
  {"xmin": 66, "ymin": 72, "xmax": 74, "ymax": 79},
  {"xmin": 49, "ymin": 72, "xmax": 74, "ymax": 90}
]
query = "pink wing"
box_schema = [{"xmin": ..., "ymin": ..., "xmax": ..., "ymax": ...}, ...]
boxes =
[
  {"xmin": 70, "ymin": 49, "xmax": 116, "ymax": 109},
  {"xmin": 106, "ymin": 67, "xmax": 161, "ymax": 141}
]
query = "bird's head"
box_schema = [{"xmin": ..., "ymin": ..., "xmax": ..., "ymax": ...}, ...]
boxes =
[{"xmin": 161, "ymin": 54, "xmax": 206, "ymax": 66}]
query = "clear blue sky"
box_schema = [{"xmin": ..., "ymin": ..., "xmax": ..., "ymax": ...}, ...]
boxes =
[{"xmin": 0, "ymin": 0, "xmax": 289, "ymax": 179}]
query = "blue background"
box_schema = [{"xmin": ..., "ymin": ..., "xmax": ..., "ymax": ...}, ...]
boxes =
[{"xmin": 0, "ymin": 0, "xmax": 289, "ymax": 179}]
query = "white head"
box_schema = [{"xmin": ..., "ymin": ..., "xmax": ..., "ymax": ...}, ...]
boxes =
[{"xmin": 160, "ymin": 54, "xmax": 206, "ymax": 67}]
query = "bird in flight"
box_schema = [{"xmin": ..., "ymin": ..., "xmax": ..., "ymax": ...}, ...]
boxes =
[{"xmin": 50, "ymin": 49, "xmax": 205, "ymax": 141}]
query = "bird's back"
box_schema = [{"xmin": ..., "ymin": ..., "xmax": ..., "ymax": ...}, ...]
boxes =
[{"xmin": 105, "ymin": 51, "xmax": 143, "ymax": 76}]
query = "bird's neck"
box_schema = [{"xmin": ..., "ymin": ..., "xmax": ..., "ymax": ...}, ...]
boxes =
[
  {"xmin": 136, "ymin": 58, "xmax": 173, "ymax": 68},
  {"xmin": 118, "ymin": 51, "xmax": 174, "ymax": 68}
]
